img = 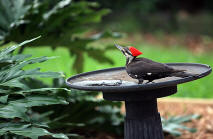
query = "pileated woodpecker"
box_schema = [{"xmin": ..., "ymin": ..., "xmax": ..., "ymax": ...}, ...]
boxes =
[{"xmin": 115, "ymin": 44, "xmax": 195, "ymax": 84}]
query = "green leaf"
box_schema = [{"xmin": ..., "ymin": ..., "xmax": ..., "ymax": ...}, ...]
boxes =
[
  {"xmin": 43, "ymin": 0, "xmax": 72, "ymax": 20},
  {"xmin": 0, "ymin": 69, "xmax": 63, "ymax": 89},
  {"xmin": 0, "ymin": 54, "xmax": 31, "ymax": 68},
  {"xmin": 15, "ymin": 87, "xmax": 70, "ymax": 94},
  {"xmin": 0, "ymin": 89, "xmax": 10, "ymax": 94},
  {"xmin": 0, "ymin": 122, "xmax": 30, "ymax": 129},
  {"xmin": 11, "ymin": 54, "xmax": 32, "ymax": 62},
  {"xmin": 0, "ymin": 36, "xmax": 40, "ymax": 56},
  {"xmin": 0, "ymin": 123, "xmax": 31, "ymax": 135},
  {"xmin": 162, "ymin": 114, "xmax": 200, "ymax": 136},
  {"xmin": 0, "ymin": 104, "xmax": 28, "ymax": 121},
  {"xmin": 0, "ymin": 78, "xmax": 29, "ymax": 89},
  {"xmin": 0, "ymin": 94, "xmax": 68, "ymax": 120},
  {"xmin": 9, "ymin": 95, "xmax": 68, "ymax": 107},
  {"xmin": 168, "ymin": 114, "xmax": 200, "ymax": 124},
  {"xmin": 0, "ymin": 95, "xmax": 8, "ymax": 103},
  {"xmin": 0, "ymin": 124, "xmax": 69, "ymax": 139},
  {"xmin": 4, "ymin": 56, "xmax": 52, "ymax": 73},
  {"xmin": 13, "ymin": 127, "xmax": 69, "ymax": 139},
  {"xmin": 163, "ymin": 127, "xmax": 182, "ymax": 136}
]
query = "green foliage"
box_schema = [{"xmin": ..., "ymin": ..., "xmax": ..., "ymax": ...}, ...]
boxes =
[
  {"xmin": 0, "ymin": 37, "xmax": 70, "ymax": 139},
  {"xmin": 0, "ymin": 0, "xmax": 122, "ymax": 72},
  {"xmin": 162, "ymin": 114, "xmax": 200, "ymax": 136},
  {"xmin": 0, "ymin": 37, "xmax": 124, "ymax": 138},
  {"xmin": 0, "ymin": 0, "xmax": 30, "ymax": 40},
  {"xmin": 97, "ymin": 0, "xmax": 158, "ymax": 14}
]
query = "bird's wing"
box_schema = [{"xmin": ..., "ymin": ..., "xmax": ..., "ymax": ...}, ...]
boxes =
[{"xmin": 127, "ymin": 58, "xmax": 174, "ymax": 75}]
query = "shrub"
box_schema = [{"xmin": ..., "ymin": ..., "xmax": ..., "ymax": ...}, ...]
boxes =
[
  {"xmin": 0, "ymin": 0, "xmax": 122, "ymax": 72},
  {"xmin": 0, "ymin": 37, "xmax": 70, "ymax": 138},
  {"xmin": 0, "ymin": 37, "xmax": 124, "ymax": 138}
]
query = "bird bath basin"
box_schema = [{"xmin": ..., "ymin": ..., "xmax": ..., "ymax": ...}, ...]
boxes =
[{"xmin": 66, "ymin": 63, "xmax": 211, "ymax": 139}]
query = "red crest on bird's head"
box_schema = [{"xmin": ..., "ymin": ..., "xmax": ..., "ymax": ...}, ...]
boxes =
[{"xmin": 129, "ymin": 46, "xmax": 143, "ymax": 56}]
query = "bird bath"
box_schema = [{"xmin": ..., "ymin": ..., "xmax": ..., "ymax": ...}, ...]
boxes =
[{"xmin": 66, "ymin": 63, "xmax": 211, "ymax": 139}]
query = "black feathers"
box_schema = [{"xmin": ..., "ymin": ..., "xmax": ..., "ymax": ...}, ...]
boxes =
[{"xmin": 126, "ymin": 57, "xmax": 193, "ymax": 84}]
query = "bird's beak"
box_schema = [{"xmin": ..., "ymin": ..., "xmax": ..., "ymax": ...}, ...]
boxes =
[{"xmin": 115, "ymin": 44, "xmax": 125, "ymax": 52}]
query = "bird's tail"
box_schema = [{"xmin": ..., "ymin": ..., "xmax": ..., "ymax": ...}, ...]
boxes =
[{"xmin": 170, "ymin": 70, "xmax": 199, "ymax": 78}]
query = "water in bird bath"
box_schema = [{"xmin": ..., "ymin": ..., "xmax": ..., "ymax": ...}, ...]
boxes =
[
  {"xmin": 72, "ymin": 80, "xmax": 137, "ymax": 86},
  {"xmin": 68, "ymin": 68, "xmax": 182, "ymax": 87},
  {"xmin": 70, "ymin": 70, "xmax": 138, "ymax": 86}
]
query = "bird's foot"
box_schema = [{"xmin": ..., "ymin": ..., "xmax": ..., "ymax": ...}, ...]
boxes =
[{"xmin": 138, "ymin": 79, "xmax": 144, "ymax": 84}]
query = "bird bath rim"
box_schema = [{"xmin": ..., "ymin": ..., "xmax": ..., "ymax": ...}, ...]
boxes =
[{"xmin": 66, "ymin": 63, "xmax": 211, "ymax": 92}]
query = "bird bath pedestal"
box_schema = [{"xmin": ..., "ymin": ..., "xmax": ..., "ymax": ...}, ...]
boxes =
[{"xmin": 66, "ymin": 63, "xmax": 211, "ymax": 139}]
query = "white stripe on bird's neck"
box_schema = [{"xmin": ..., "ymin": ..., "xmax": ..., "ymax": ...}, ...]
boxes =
[{"xmin": 126, "ymin": 55, "xmax": 135, "ymax": 65}]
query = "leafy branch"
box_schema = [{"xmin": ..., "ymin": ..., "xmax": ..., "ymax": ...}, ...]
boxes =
[
  {"xmin": 0, "ymin": 37, "xmax": 70, "ymax": 139},
  {"xmin": 0, "ymin": 0, "xmax": 122, "ymax": 73}
]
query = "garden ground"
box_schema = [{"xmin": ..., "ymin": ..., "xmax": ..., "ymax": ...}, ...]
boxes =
[{"xmin": 158, "ymin": 98, "xmax": 213, "ymax": 139}]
